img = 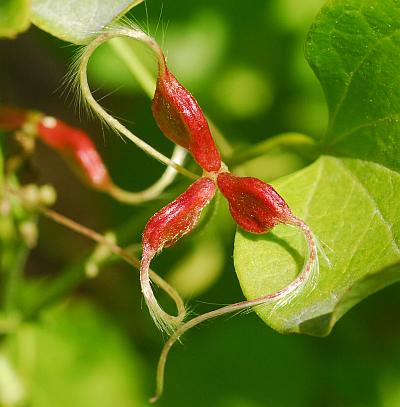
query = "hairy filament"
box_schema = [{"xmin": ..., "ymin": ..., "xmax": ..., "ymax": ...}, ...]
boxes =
[
  {"xmin": 41, "ymin": 208, "xmax": 186, "ymax": 324},
  {"xmin": 140, "ymin": 252, "xmax": 183, "ymax": 335},
  {"xmin": 104, "ymin": 37, "xmax": 188, "ymax": 204},
  {"xmin": 107, "ymin": 36, "xmax": 156, "ymax": 99},
  {"xmin": 1, "ymin": 106, "xmax": 187, "ymax": 204},
  {"xmin": 75, "ymin": 26, "xmax": 197, "ymax": 180},
  {"xmin": 227, "ymin": 132, "xmax": 316, "ymax": 167},
  {"xmin": 4, "ymin": 185, "xmax": 186, "ymax": 323},
  {"xmin": 150, "ymin": 218, "xmax": 318, "ymax": 403},
  {"xmin": 140, "ymin": 177, "xmax": 216, "ymax": 336},
  {"xmin": 104, "ymin": 26, "xmax": 233, "ymax": 162},
  {"xmin": 107, "ymin": 145, "xmax": 186, "ymax": 204}
]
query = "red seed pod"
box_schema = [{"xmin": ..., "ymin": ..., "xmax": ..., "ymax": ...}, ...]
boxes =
[
  {"xmin": 141, "ymin": 177, "xmax": 216, "ymax": 333},
  {"xmin": 217, "ymin": 172, "xmax": 293, "ymax": 234},
  {"xmin": 37, "ymin": 116, "xmax": 111, "ymax": 190},
  {"xmin": 0, "ymin": 106, "xmax": 30, "ymax": 131},
  {"xmin": 152, "ymin": 65, "xmax": 221, "ymax": 172},
  {"xmin": 143, "ymin": 177, "xmax": 216, "ymax": 254}
]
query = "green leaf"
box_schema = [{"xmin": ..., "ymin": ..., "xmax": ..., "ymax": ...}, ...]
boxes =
[
  {"xmin": 3, "ymin": 301, "xmax": 148, "ymax": 406},
  {"xmin": 30, "ymin": 0, "xmax": 144, "ymax": 44},
  {"xmin": 235, "ymin": 156, "xmax": 400, "ymax": 336},
  {"xmin": 0, "ymin": 0, "xmax": 30, "ymax": 39},
  {"xmin": 234, "ymin": 0, "xmax": 400, "ymax": 336},
  {"xmin": 307, "ymin": 0, "xmax": 400, "ymax": 172}
]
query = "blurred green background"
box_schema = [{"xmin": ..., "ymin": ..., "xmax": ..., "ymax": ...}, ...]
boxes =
[{"xmin": 1, "ymin": 1, "xmax": 400, "ymax": 406}]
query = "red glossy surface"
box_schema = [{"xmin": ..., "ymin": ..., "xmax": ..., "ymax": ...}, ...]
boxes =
[
  {"xmin": 152, "ymin": 68, "xmax": 221, "ymax": 172},
  {"xmin": 217, "ymin": 172, "xmax": 293, "ymax": 233},
  {"xmin": 38, "ymin": 117, "xmax": 111, "ymax": 189},
  {"xmin": 142, "ymin": 177, "xmax": 216, "ymax": 255}
]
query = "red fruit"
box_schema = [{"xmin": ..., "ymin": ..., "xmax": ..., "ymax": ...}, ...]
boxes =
[
  {"xmin": 140, "ymin": 176, "xmax": 216, "ymax": 333},
  {"xmin": 152, "ymin": 66, "xmax": 221, "ymax": 172},
  {"xmin": 37, "ymin": 116, "xmax": 111, "ymax": 190},
  {"xmin": 217, "ymin": 172, "xmax": 293, "ymax": 233},
  {"xmin": 142, "ymin": 177, "xmax": 216, "ymax": 254}
]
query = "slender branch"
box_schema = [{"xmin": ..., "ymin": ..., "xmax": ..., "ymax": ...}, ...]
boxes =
[
  {"xmin": 3, "ymin": 244, "xmax": 29, "ymax": 312},
  {"xmin": 108, "ymin": 30, "xmax": 235, "ymax": 165},
  {"xmin": 39, "ymin": 207, "xmax": 186, "ymax": 322},
  {"xmin": 78, "ymin": 28, "xmax": 198, "ymax": 180},
  {"xmin": 108, "ymin": 37, "xmax": 155, "ymax": 98},
  {"xmin": 103, "ymin": 38, "xmax": 187, "ymax": 204},
  {"xmin": 150, "ymin": 218, "xmax": 318, "ymax": 403},
  {"xmin": 207, "ymin": 117, "xmax": 235, "ymax": 158},
  {"xmin": 106, "ymin": 145, "xmax": 187, "ymax": 204},
  {"xmin": 227, "ymin": 133, "xmax": 316, "ymax": 167},
  {"xmin": 106, "ymin": 37, "xmax": 189, "ymax": 204},
  {"xmin": 4, "ymin": 184, "xmax": 185, "ymax": 322},
  {"xmin": 0, "ymin": 164, "xmax": 31, "ymax": 314}
]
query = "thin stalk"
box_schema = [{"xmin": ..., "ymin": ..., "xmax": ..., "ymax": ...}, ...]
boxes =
[
  {"xmin": 0, "ymin": 149, "xmax": 30, "ymax": 315},
  {"xmin": 109, "ymin": 31, "xmax": 234, "ymax": 164},
  {"xmin": 3, "ymin": 244, "xmax": 29, "ymax": 312},
  {"xmin": 25, "ymin": 197, "xmax": 170, "ymax": 320},
  {"xmin": 207, "ymin": 117, "xmax": 235, "ymax": 158},
  {"xmin": 0, "ymin": 137, "xmax": 3, "ymax": 186},
  {"xmin": 107, "ymin": 32, "xmax": 235, "ymax": 159},
  {"xmin": 4, "ymin": 184, "xmax": 185, "ymax": 323},
  {"xmin": 227, "ymin": 133, "xmax": 316, "ymax": 167},
  {"xmin": 108, "ymin": 37, "xmax": 155, "ymax": 98},
  {"xmin": 78, "ymin": 27, "xmax": 198, "ymax": 180},
  {"xmin": 106, "ymin": 36, "xmax": 188, "ymax": 204},
  {"xmin": 38, "ymin": 207, "xmax": 186, "ymax": 323},
  {"xmin": 150, "ymin": 217, "xmax": 318, "ymax": 403},
  {"xmin": 107, "ymin": 145, "xmax": 187, "ymax": 204},
  {"xmin": 140, "ymin": 252, "xmax": 181, "ymax": 335}
]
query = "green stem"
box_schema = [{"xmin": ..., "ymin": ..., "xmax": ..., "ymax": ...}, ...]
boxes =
[
  {"xmin": 227, "ymin": 132, "xmax": 317, "ymax": 168},
  {"xmin": 78, "ymin": 28, "xmax": 198, "ymax": 180},
  {"xmin": 107, "ymin": 36, "xmax": 189, "ymax": 204},
  {"xmin": 21, "ymin": 197, "xmax": 162, "ymax": 322},
  {"xmin": 107, "ymin": 31, "xmax": 235, "ymax": 166},
  {"xmin": 108, "ymin": 37, "xmax": 155, "ymax": 98},
  {"xmin": 150, "ymin": 219, "xmax": 318, "ymax": 403},
  {"xmin": 0, "ymin": 137, "xmax": 3, "ymax": 187},
  {"xmin": 106, "ymin": 145, "xmax": 187, "ymax": 204},
  {"xmin": 207, "ymin": 117, "xmax": 235, "ymax": 158},
  {"xmin": 3, "ymin": 244, "xmax": 29, "ymax": 312},
  {"xmin": 23, "ymin": 207, "xmax": 185, "ymax": 324},
  {"xmin": 0, "ymin": 148, "xmax": 30, "ymax": 315}
]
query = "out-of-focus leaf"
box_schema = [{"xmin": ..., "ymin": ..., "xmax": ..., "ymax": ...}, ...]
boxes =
[
  {"xmin": 163, "ymin": 10, "xmax": 228, "ymax": 89},
  {"xmin": 0, "ymin": 354, "xmax": 25, "ymax": 405},
  {"xmin": 166, "ymin": 239, "xmax": 225, "ymax": 299},
  {"xmin": 87, "ymin": 38, "xmax": 156, "ymax": 95},
  {"xmin": 213, "ymin": 66, "xmax": 273, "ymax": 119},
  {"xmin": 273, "ymin": 0, "xmax": 325, "ymax": 30},
  {"xmin": 165, "ymin": 194, "xmax": 233, "ymax": 299},
  {"xmin": 4, "ymin": 301, "xmax": 148, "ymax": 406},
  {"xmin": 0, "ymin": 0, "xmax": 30, "ymax": 39},
  {"xmin": 30, "ymin": 0, "xmax": 144, "ymax": 44}
]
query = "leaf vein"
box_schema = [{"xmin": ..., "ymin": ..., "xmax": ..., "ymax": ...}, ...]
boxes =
[
  {"xmin": 332, "ymin": 112, "xmax": 400, "ymax": 144},
  {"xmin": 327, "ymin": 27, "xmax": 400, "ymax": 139},
  {"xmin": 335, "ymin": 159, "xmax": 400, "ymax": 255}
]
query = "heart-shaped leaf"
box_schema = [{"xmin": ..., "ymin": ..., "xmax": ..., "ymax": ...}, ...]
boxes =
[
  {"xmin": 234, "ymin": 0, "xmax": 400, "ymax": 336},
  {"xmin": 31, "ymin": 0, "xmax": 144, "ymax": 44},
  {"xmin": 3, "ymin": 302, "xmax": 148, "ymax": 406},
  {"xmin": 235, "ymin": 156, "xmax": 400, "ymax": 336}
]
